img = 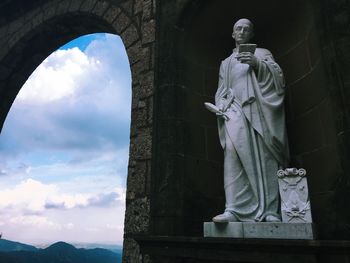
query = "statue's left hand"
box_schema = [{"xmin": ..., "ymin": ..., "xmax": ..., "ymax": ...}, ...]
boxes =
[{"xmin": 236, "ymin": 52, "xmax": 259, "ymax": 68}]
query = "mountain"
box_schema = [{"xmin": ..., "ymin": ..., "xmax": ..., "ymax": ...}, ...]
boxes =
[
  {"xmin": 0, "ymin": 239, "xmax": 38, "ymax": 252},
  {"xmin": 0, "ymin": 241, "xmax": 121, "ymax": 263},
  {"xmin": 44, "ymin": 241, "xmax": 76, "ymax": 252},
  {"xmin": 73, "ymin": 243, "xmax": 123, "ymax": 261},
  {"xmin": 73, "ymin": 242, "xmax": 123, "ymax": 254}
]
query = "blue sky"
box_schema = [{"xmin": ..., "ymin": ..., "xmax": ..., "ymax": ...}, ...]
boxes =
[{"xmin": 0, "ymin": 33, "xmax": 131, "ymax": 245}]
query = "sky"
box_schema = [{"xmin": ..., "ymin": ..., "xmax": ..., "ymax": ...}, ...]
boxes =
[{"xmin": 0, "ymin": 33, "xmax": 131, "ymax": 246}]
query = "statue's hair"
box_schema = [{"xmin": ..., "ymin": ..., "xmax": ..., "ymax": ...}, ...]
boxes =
[{"xmin": 233, "ymin": 18, "xmax": 254, "ymax": 32}]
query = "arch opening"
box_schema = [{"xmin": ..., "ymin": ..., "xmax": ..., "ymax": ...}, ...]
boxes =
[
  {"xmin": 0, "ymin": 17, "xmax": 131, "ymax": 260},
  {"xmin": 0, "ymin": 32, "xmax": 131, "ymax": 255}
]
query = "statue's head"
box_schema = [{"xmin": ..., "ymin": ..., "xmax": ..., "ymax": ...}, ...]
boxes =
[{"xmin": 232, "ymin": 18, "xmax": 254, "ymax": 44}]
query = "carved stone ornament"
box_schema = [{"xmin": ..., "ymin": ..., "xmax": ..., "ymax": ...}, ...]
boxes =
[{"xmin": 277, "ymin": 168, "xmax": 313, "ymax": 223}]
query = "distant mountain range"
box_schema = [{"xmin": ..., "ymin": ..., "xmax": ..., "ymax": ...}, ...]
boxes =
[
  {"xmin": 0, "ymin": 239, "xmax": 38, "ymax": 252},
  {"xmin": 0, "ymin": 239, "xmax": 122, "ymax": 263},
  {"xmin": 73, "ymin": 242, "xmax": 123, "ymax": 254}
]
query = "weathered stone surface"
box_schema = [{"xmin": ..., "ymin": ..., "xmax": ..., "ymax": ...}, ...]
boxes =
[
  {"xmin": 132, "ymin": 105, "xmax": 149, "ymax": 128},
  {"xmin": 92, "ymin": 0, "xmax": 110, "ymax": 16},
  {"xmin": 8, "ymin": 22, "xmax": 31, "ymax": 49},
  {"xmin": 142, "ymin": 0, "xmax": 154, "ymax": 20},
  {"xmin": 112, "ymin": 11, "xmax": 131, "ymax": 34},
  {"xmin": 7, "ymin": 18, "xmax": 25, "ymax": 35},
  {"xmin": 134, "ymin": 0, "xmax": 143, "ymax": 15},
  {"xmin": 43, "ymin": 3, "xmax": 58, "ymax": 20},
  {"xmin": 126, "ymin": 40, "xmax": 142, "ymax": 64},
  {"xmin": 123, "ymin": 238, "xmax": 142, "ymax": 263},
  {"xmin": 31, "ymin": 11, "xmax": 44, "ymax": 28},
  {"xmin": 204, "ymin": 222, "xmax": 243, "ymax": 237},
  {"xmin": 56, "ymin": 0, "xmax": 71, "ymax": 15},
  {"xmin": 69, "ymin": 0, "xmax": 85, "ymax": 12},
  {"xmin": 103, "ymin": 4, "xmax": 121, "ymax": 23},
  {"xmin": 121, "ymin": 24, "xmax": 139, "ymax": 48},
  {"xmin": 127, "ymin": 46, "xmax": 152, "ymax": 80},
  {"xmin": 204, "ymin": 222, "xmax": 315, "ymax": 239},
  {"xmin": 131, "ymin": 85, "xmax": 141, "ymax": 110},
  {"xmin": 127, "ymin": 161, "xmax": 147, "ymax": 197},
  {"xmin": 142, "ymin": 19, "xmax": 155, "ymax": 44},
  {"xmin": 147, "ymin": 96, "xmax": 153, "ymax": 125},
  {"xmin": 120, "ymin": 0, "xmax": 133, "ymax": 16},
  {"xmin": 131, "ymin": 60, "xmax": 145, "ymax": 79},
  {"xmin": 150, "ymin": 43, "xmax": 155, "ymax": 69},
  {"xmin": 80, "ymin": 0, "xmax": 98, "ymax": 12},
  {"xmin": 125, "ymin": 197, "xmax": 150, "ymax": 233},
  {"xmin": 23, "ymin": 8, "xmax": 41, "ymax": 25},
  {"xmin": 129, "ymin": 128, "xmax": 152, "ymax": 160},
  {"xmin": 137, "ymin": 69, "xmax": 154, "ymax": 98}
]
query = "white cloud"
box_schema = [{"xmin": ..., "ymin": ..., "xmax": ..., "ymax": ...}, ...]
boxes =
[
  {"xmin": 0, "ymin": 34, "xmax": 131, "ymax": 158},
  {"xmin": 66, "ymin": 223, "xmax": 74, "ymax": 229},
  {"xmin": 0, "ymin": 178, "xmax": 126, "ymax": 244},
  {"xmin": 18, "ymin": 48, "xmax": 100, "ymax": 103},
  {"xmin": 10, "ymin": 215, "xmax": 61, "ymax": 230},
  {"xmin": 0, "ymin": 179, "xmax": 57, "ymax": 212},
  {"xmin": 106, "ymin": 224, "xmax": 123, "ymax": 231},
  {"xmin": 0, "ymin": 178, "xmax": 124, "ymax": 212}
]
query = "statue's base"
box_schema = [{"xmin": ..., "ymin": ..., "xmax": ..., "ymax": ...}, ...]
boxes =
[{"xmin": 204, "ymin": 222, "xmax": 315, "ymax": 240}]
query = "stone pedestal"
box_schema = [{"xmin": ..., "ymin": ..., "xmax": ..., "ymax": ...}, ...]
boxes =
[
  {"xmin": 204, "ymin": 222, "xmax": 315, "ymax": 239},
  {"xmin": 204, "ymin": 168, "xmax": 315, "ymax": 240}
]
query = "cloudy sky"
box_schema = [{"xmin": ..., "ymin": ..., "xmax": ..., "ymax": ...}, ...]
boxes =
[{"xmin": 0, "ymin": 34, "xmax": 131, "ymax": 245}]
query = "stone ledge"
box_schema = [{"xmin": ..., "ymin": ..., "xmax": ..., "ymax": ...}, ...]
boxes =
[
  {"xmin": 134, "ymin": 235, "xmax": 350, "ymax": 262},
  {"xmin": 204, "ymin": 222, "xmax": 315, "ymax": 240}
]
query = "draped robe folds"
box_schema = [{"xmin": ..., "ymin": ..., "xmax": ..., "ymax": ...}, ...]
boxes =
[{"xmin": 215, "ymin": 48, "xmax": 289, "ymax": 222}]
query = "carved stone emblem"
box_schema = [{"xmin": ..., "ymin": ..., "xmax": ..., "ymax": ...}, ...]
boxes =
[{"xmin": 277, "ymin": 168, "xmax": 313, "ymax": 223}]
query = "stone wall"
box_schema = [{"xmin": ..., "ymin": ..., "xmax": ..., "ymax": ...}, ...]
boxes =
[
  {"xmin": 0, "ymin": 0, "xmax": 156, "ymax": 262},
  {"xmin": 317, "ymin": 0, "xmax": 350, "ymax": 238},
  {"xmin": 270, "ymin": 0, "xmax": 341, "ymax": 238}
]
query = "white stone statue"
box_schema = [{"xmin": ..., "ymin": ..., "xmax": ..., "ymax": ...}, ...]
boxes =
[{"xmin": 207, "ymin": 18, "xmax": 289, "ymax": 223}]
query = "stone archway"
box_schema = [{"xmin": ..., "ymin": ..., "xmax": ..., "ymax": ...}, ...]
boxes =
[{"xmin": 0, "ymin": 1, "xmax": 155, "ymax": 262}]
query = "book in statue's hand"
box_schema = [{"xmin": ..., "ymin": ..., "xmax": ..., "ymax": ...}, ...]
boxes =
[{"xmin": 238, "ymin": 43, "xmax": 257, "ymax": 54}]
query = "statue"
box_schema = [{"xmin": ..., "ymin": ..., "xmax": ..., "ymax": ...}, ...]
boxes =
[{"xmin": 205, "ymin": 18, "xmax": 289, "ymax": 223}]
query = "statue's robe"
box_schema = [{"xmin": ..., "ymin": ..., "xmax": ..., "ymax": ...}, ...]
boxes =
[{"xmin": 215, "ymin": 48, "xmax": 289, "ymax": 221}]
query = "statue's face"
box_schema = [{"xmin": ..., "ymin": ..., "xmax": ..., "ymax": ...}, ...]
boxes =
[{"xmin": 232, "ymin": 21, "xmax": 253, "ymax": 44}]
